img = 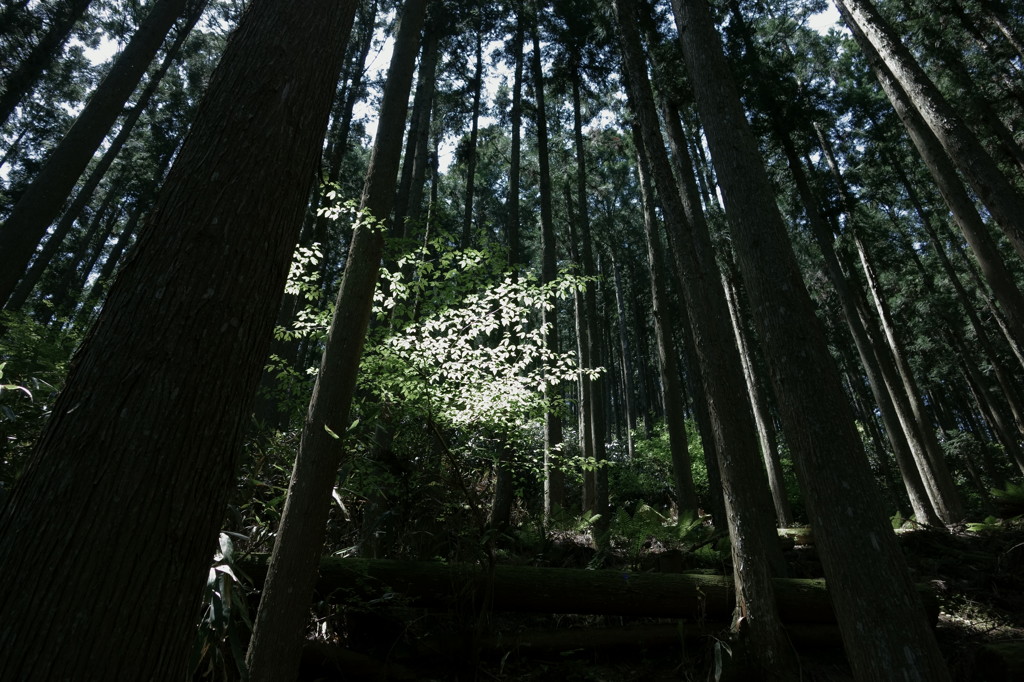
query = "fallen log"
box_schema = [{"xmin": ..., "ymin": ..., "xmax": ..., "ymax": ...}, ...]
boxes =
[{"xmin": 239, "ymin": 556, "xmax": 939, "ymax": 626}]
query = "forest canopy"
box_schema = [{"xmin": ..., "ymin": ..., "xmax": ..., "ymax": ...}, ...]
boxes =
[{"xmin": 1, "ymin": 0, "xmax": 1023, "ymax": 680}]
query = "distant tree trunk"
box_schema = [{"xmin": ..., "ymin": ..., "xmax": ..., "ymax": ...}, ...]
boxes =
[
  {"xmin": 836, "ymin": 0, "xmax": 1024, "ymax": 261},
  {"xmin": 505, "ymin": 6, "xmax": 524, "ymax": 266},
  {"xmin": 4, "ymin": 8, "xmax": 201, "ymax": 312},
  {"xmin": 563, "ymin": 191, "xmax": 595, "ymax": 513},
  {"xmin": 310, "ymin": 0, "xmax": 378, "ymax": 245},
  {"xmin": 460, "ymin": 24, "xmax": 483, "ymax": 249},
  {"xmin": 856, "ymin": 235, "xmax": 964, "ymax": 523},
  {"xmin": 395, "ymin": 9, "xmax": 440, "ymax": 235},
  {"xmin": 569, "ymin": 53, "xmax": 608, "ymax": 544},
  {"xmin": 0, "ymin": 0, "xmax": 94, "ymax": 128},
  {"xmin": 721, "ymin": 265, "xmax": 793, "ymax": 527},
  {"xmin": 244, "ymin": 2, "xmax": 424, "ymax": 681},
  {"xmin": 671, "ymin": 1, "xmax": 952, "ymax": 679},
  {"xmin": 974, "ymin": 0, "xmax": 1024, "ymax": 63},
  {"xmin": 0, "ymin": 1, "xmax": 355, "ymax": 679},
  {"xmin": 531, "ymin": 8, "xmax": 564, "ymax": 517},
  {"xmin": 632, "ymin": 127, "xmax": 698, "ymax": 513},
  {"xmin": 615, "ymin": 0, "xmax": 792, "ymax": 674},
  {"xmin": 812, "ymin": 125, "xmax": 964, "ymax": 525},
  {"xmin": 0, "ymin": 0, "xmax": 190, "ymax": 309},
  {"xmin": 611, "ymin": 256, "xmax": 637, "ymax": 460}
]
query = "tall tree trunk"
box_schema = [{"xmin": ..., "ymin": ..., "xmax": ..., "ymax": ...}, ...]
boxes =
[
  {"xmin": 0, "ymin": 0, "xmax": 94, "ymax": 128},
  {"xmin": 855, "ymin": 234, "xmax": 964, "ymax": 522},
  {"xmin": 505, "ymin": 6, "xmax": 524, "ymax": 266},
  {"xmin": 569, "ymin": 53, "xmax": 609, "ymax": 546},
  {"xmin": 531, "ymin": 8, "xmax": 564, "ymax": 517},
  {"xmin": 0, "ymin": 1, "xmax": 355, "ymax": 679},
  {"xmin": 395, "ymin": 10, "xmax": 440, "ymax": 235},
  {"xmin": 721, "ymin": 265, "xmax": 793, "ymax": 527},
  {"xmin": 813, "ymin": 126, "xmax": 964, "ymax": 525},
  {"xmin": 0, "ymin": 0, "xmax": 190, "ymax": 308},
  {"xmin": 460, "ymin": 25, "xmax": 483, "ymax": 249},
  {"xmin": 611, "ymin": 256, "xmax": 637, "ymax": 460},
  {"xmin": 615, "ymin": 0, "xmax": 793, "ymax": 674},
  {"xmin": 670, "ymin": 1, "xmax": 951, "ymax": 679},
  {"xmin": 632, "ymin": 126, "xmax": 698, "ymax": 514},
  {"xmin": 836, "ymin": 0, "xmax": 1024, "ymax": 262},
  {"xmin": 244, "ymin": 2, "xmax": 424, "ymax": 680}
]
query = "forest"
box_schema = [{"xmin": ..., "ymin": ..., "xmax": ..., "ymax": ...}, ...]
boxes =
[{"xmin": 1, "ymin": 0, "xmax": 1024, "ymax": 679}]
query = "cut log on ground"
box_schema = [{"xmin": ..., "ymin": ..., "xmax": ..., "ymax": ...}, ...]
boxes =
[{"xmin": 239, "ymin": 556, "xmax": 939, "ymax": 625}]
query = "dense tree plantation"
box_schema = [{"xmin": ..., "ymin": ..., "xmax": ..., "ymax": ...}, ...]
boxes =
[{"xmin": 2, "ymin": 0, "xmax": 1024, "ymax": 679}]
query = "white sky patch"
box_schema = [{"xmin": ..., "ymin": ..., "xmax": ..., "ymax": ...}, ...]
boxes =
[{"xmin": 808, "ymin": 3, "xmax": 842, "ymax": 34}]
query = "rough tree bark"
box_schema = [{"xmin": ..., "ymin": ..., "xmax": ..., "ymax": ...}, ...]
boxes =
[{"xmin": 0, "ymin": 1, "xmax": 355, "ymax": 679}]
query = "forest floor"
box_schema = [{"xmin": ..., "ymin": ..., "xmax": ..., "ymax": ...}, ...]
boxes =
[{"xmin": 293, "ymin": 518, "xmax": 1024, "ymax": 682}]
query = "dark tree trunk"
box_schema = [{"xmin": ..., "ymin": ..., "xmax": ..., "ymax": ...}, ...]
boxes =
[
  {"xmin": 632, "ymin": 127, "xmax": 698, "ymax": 513},
  {"xmin": 505, "ymin": 5, "xmax": 524, "ymax": 266},
  {"xmin": 0, "ymin": 1, "xmax": 355, "ymax": 679},
  {"xmin": 530, "ymin": 7, "xmax": 565, "ymax": 516},
  {"xmin": 570, "ymin": 56, "xmax": 609, "ymax": 545},
  {"xmin": 721, "ymin": 263, "xmax": 794, "ymax": 528},
  {"xmin": 0, "ymin": 0, "xmax": 190, "ymax": 308},
  {"xmin": 244, "ymin": 2, "xmax": 424, "ymax": 680},
  {"xmin": 611, "ymin": 256, "xmax": 637, "ymax": 460},
  {"xmin": 395, "ymin": 9, "xmax": 440, "ymax": 235},
  {"xmin": 460, "ymin": 25, "xmax": 483, "ymax": 249},
  {"xmin": 670, "ymin": 1, "xmax": 951, "ymax": 679}
]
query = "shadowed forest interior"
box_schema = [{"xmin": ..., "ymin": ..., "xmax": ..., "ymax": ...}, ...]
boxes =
[{"xmin": 2, "ymin": 0, "xmax": 1024, "ymax": 680}]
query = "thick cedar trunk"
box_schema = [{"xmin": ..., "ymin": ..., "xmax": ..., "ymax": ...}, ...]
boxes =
[
  {"xmin": 563, "ymin": 199, "xmax": 595, "ymax": 513},
  {"xmin": 648, "ymin": 104, "xmax": 725, "ymax": 526},
  {"xmin": 835, "ymin": 0, "xmax": 1024, "ymax": 262},
  {"xmin": 0, "ymin": 0, "xmax": 190, "ymax": 308},
  {"xmin": 0, "ymin": 1, "xmax": 354, "ymax": 679},
  {"xmin": 671, "ymin": 1, "xmax": 952, "ymax": 679},
  {"xmin": 805, "ymin": 194, "xmax": 941, "ymax": 525},
  {"xmin": 240, "ymin": 556, "xmax": 940, "ymax": 626},
  {"xmin": 614, "ymin": 1, "xmax": 792, "ymax": 674},
  {"xmin": 244, "ymin": 3, "xmax": 424, "ymax": 681},
  {"xmin": 0, "ymin": 0, "xmax": 93, "ymax": 128},
  {"xmin": 632, "ymin": 129, "xmax": 698, "ymax": 513},
  {"xmin": 5, "ymin": 10, "xmax": 201, "ymax": 312},
  {"xmin": 721, "ymin": 0, "xmax": 936, "ymax": 525}
]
